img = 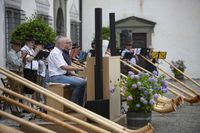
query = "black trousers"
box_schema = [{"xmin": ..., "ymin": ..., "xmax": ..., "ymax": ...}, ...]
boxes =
[{"xmin": 23, "ymin": 68, "xmax": 37, "ymax": 94}]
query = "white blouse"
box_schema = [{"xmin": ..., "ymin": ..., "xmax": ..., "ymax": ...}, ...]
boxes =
[{"xmin": 21, "ymin": 45, "xmax": 38, "ymax": 70}]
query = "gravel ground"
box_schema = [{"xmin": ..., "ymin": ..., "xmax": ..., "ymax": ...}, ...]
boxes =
[{"xmin": 152, "ymin": 79, "xmax": 200, "ymax": 133}]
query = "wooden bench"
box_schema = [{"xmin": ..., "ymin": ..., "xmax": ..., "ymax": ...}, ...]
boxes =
[{"xmin": 46, "ymin": 83, "xmax": 73, "ymax": 120}]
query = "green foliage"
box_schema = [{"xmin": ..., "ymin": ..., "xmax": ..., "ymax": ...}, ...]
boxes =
[
  {"xmin": 11, "ymin": 14, "xmax": 56, "ymax": 45},
  {"xmin": 102, "ymin": 27, "xmax": 110, "ymax": 40},
  {"xmin": 121, "ymin": 71, "xmax": 168, "ymax": 113},
  {"xmin": 92, "ymin": 26, "xmax": 110, "ymax": 42}
]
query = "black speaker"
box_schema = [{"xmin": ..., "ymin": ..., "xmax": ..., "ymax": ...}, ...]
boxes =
[{"xmin": 85, "ymin": 99, "xmax": 109, "ymax": 121}]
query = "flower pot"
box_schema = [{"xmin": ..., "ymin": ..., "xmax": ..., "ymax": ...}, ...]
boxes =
[
  {"xmin": 127, "ymin": 111, "xmax": 152, "ymax": 129},
  {"xmin": 175, "ymin": 74, "xmax": 184, "ymax": 80}
]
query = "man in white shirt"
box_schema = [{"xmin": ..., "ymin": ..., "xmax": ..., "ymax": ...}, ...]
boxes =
[
  {"xmin": 48, "ymin": 35, "xmax": 86, "ymax": 106},
  {"xmin": 121, "ymin": 42, "xmax": 137, "ymax": 65}
]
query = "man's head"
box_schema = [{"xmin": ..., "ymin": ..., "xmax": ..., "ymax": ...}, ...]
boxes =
[
  {"xmin": 124, "ymin": 41, "xmax": 133, "ymax": 50},
  {"xmin": 25, "ymin": 35, "xmax": 35, "ymax": 49},
  {"xmin": 11, "ymin": 41, "xmax": 21, "ymax": 52},
  {"xmin": 55, "ymin": 36, "xmax": 72, "ymax": 50}
]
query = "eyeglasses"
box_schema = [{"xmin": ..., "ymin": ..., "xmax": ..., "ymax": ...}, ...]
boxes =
[{"xmin": 66, "ymin": 42, "xmax": 72, "ymax": 44}]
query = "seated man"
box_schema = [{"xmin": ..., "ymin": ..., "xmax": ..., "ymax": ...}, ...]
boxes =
[
  {"xmin": 6, "ymin": 40, "xmax": 23, "ymax": 93},
  {"xmin": 121, "ymin": 42, "xmax": 136, "ymax": 65},
  {"xmin": 48, "ymin": 35, "xmax": 86, "ymax": 106},
  {"xmin": 6, "ymin": 40, "xmax": 23, "ymax": 73}
]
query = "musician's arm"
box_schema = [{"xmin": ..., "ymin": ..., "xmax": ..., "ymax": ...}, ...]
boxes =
[{"xmin": 60, "ymin": 65, "xmax": 84, "ymax": 71}]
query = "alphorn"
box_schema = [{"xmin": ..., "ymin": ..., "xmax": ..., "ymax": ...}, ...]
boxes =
[
  {"xmin": 0, "ymin": 110, "xmax": 56, "ymax": 133},
  {"xmin": 162, "ymin": 59, "xmax": 200, "ymax": 88},
  {"xmin": 0, "ymin": 124, "xmax": 24, "ymax": 133},
  {"xmin": 131, "ymin": 61, "xmax": 195, "ymax": 98},
  {"xmin": 167, "ymin": 87, "xmax": 200, "ymax": 104},
  {"xmin": 120, "ymin": 74, "xmax": 176, "ymax": 113},
  {"xmin": 0, "ymin": 68, "xmax": 154, "ymax": 133},
  {"xmin": 140, "ymin": 55, "xmax": 199, "ymax": 96},
  {"xmin": 0, "ymin": 86, "xmax": 110, "ymax": 133},
  {"xmin": 120, "ymin": 59, "xmax": 199, "ymax": 104},
  {"xmin": 0, "ymin": 95, "xmax": 88, "ymax": 133},
  {"xmin": 133, "ymin": 59, "xmax": 200, "ymax": 103}
]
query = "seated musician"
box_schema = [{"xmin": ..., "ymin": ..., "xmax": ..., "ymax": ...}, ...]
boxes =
[
  {"xmin": 21, "ymin": 35, "xmax": 40, "ymax": 95},
  {"xmin": 121, "ymin": 41, "xmax": 137, "ymax": 65},
  {"xmin": 146, "ymin": 48, "xmax": 158, "ymax": 74},
  {"xmin": 62, "ymin": 38, "xmax": 78, "ymax": 76},
  {"xmin": 48, "ymin": 35, "xmax": 86, "ymax": 106},
  {"xmin": 88, "ymin": 41, "xmax": 95, "ymax": 57},
  {"xmin": 6, "ymin": 40, "xmax": 23, "ymax": 93},
  {"xmin": 6, "ymin": 40, "xmax": 23, "ymax": 74}
]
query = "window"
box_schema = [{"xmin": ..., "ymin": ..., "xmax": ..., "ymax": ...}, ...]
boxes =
[
  {"xmin": 70, "ymin": 3, "xmax": 80, "ymax": 46},
  {"xmin": 5, "ymin": 7, "xmax": 25, "ymax": 56},
  {"xmin": 38, "ymin": 14, "xmax": 53, "ymax": 26},
  {"xmin": 132, "ymin": 33, "xmax": 147, "ymax": 48},
  {"xmin": 120, "ymin": 30, "xmax": 132, "ymax": 49},
  {"xmin": 70, "ymin": 21, "xmax": 80, "ymax": 45}
]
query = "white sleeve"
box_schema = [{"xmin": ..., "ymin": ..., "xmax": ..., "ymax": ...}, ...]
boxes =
[
  {"xmin": 121, "ymin": 50, "xmax": 126, "ymax": 57},
  {"xmin": 51, "ymin": 53, "xmax": 68, "ymax": 68}
]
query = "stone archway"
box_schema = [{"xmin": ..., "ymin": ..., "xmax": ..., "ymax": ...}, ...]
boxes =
[{"xmin": 56, "ymin": 7, "xmax": 64, "ymax": 35}]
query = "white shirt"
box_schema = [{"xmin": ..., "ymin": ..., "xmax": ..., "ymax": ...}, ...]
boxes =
[
  {"xmin": 121, "ymin": 48, "xmax": 136, "ymax": 65},
  {"xmin": 21, "ymin": 45, "xmax": 38, "ymax": 70},
  {"xmin": 48, "ymin": 47, "xmax": 68, "ymax": 77}
]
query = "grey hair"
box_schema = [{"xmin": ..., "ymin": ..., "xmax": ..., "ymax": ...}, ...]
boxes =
[{"xmin": 55, "ymin": 35, "xmax": 64, "ymax": 46}]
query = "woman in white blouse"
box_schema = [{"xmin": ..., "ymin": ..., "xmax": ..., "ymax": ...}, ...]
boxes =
[{"xmin": 21, "ymin": 35, "xmax": 40, "ymax": 94}]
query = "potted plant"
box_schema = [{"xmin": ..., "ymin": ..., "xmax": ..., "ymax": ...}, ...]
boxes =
[
  {"xmin": 170, "ymin": 60, "xmax": 186, "ymax": 80},
  {"xmin": 121, "ymin": 71, "xmax": 168, "ymax": 129}
]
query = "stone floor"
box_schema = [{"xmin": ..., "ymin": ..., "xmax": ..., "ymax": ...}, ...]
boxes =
[
  {"xmin": 0, "ymin": 79, "xmax": 200, "ymax": 133},
  {"xmin": 152, "ymin": 79, "xmax": 200, "ymax": 133}
]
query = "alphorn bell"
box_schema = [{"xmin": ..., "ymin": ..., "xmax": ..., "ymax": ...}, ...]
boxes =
[
  {"xmin": 0, "ymin": 95, "xmax": 87, "ymax": 133},
  {"xmin": 0, "ymin": 110, "xmax": 56, "ymax": 133},
  {"xmin": 0, "ymin": 68, "xmax": 154, "ymax": 133},
  {"xmin": 140, "ymin": 55, "xmax": 199, "ymax": 96},
  {"xmin": 120, "ymin": 59, "xmax": 199, "ymax": 104},
  {"xmin": 162, "ymin": 59, "xmax": 200, "ymax": 88},
  {"xmin": 0, "ymin": 86, "xmax": 110, "ymax": 133}
]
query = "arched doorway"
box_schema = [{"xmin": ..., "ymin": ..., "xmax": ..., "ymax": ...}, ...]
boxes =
[{"xmin": 56, "ymin": 7, "xmax": 64, "ymax": 35}]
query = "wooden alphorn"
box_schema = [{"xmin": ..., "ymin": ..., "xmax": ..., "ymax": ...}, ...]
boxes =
[
  {"xmin": 0, "ymin": 110, "xmax": 56, "ymax": 133},
  {"xmin": 140, "ymin": 55, "xmax": 199, "ymax": 96},
  {"xmin": 163, "ymin": 59, "xmax": 200, "ymax": 88},
  {"xmin": 0, "ymin": 86, "xmax": 110, "ymax": 133},
  {"xmin": 0, "ymin": 95, "xmax": 87, "ymax": 133},
  {"xmin": 0, "ymin": 68, "xmax": 154, "ymax": 133},
  {"xmin": 128, "ymin": 60, "xmax": 195, "ymax": 97},
  {"xmin": 0, "ymin": 124, "xmax": 24, "ymax": 133},
  {"xmin": 120, "ymin": 60, "xmax": 199, "ymax": 104},
  {"xmin": 122, "ymin": 59, "xmax": 195, "ymax": 98}
]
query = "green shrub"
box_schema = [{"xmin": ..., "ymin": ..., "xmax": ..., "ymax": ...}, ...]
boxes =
[{"xmin": 11, "ymin": 14, "xmax": 56, "ymax": 45}]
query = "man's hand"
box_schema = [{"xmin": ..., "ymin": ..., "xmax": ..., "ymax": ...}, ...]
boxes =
[{"xmin": 77, "ymin": 67, "xmax": 85, "ymax": 71}]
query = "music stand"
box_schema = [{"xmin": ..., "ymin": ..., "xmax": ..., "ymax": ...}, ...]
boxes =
[
  {"xmin": 152, "ymin": 51, "xmax": 167, "ymax": 59},
  {"xmin": 123, "ymin": 52, "xmax": 134, "ymax": 60},
  {"xmin": 34, "ymin": 50, "xmax": 50, "ymax": 60}
]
